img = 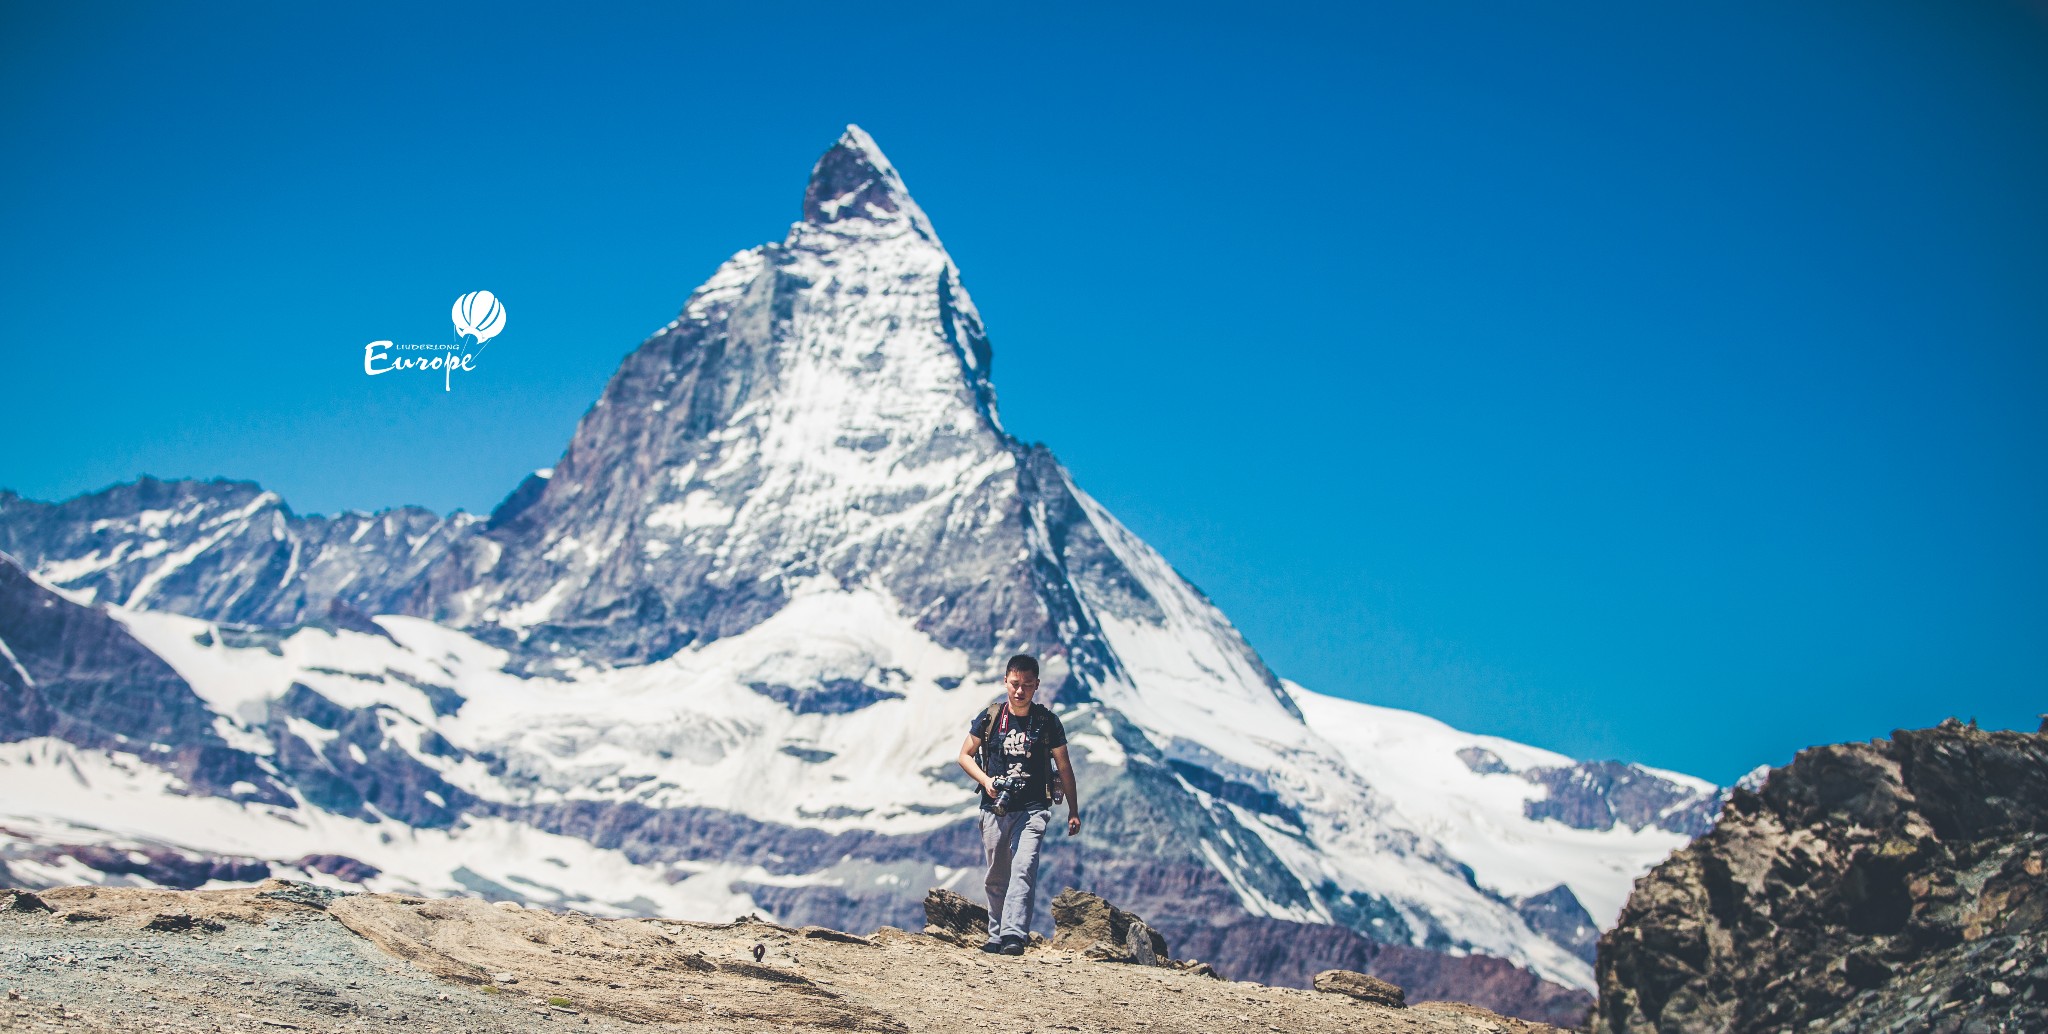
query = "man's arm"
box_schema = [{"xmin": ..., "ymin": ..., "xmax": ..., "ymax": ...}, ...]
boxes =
[
  {"xmin": 1051, "ymin": 744, "xmax": 1080, "ymax": 835},
  {"xmin": 958, "ymin": 733, "xmax": 996, "ymax": 797}
]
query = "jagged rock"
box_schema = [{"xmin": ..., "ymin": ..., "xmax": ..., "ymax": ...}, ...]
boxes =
[
  {"xmin": 800, "ymin": 925, "xmax": 874, "ymax": 946},
  {"xmin": 1122, "ymin": 924, "xmax": 1161, "ymax": 965},
  {"xmin": 320, "ymin": 598, "xmax": 398, "ymax": 643},
  {"xmin": 61, "ymin": 844, "xmax": 272, "ymax": 891},
  {"xmin": 921, "ymin": 888, "xmax": 988, "ymax": 945},
  {"xmin": 1512, "ymin": 885, "xmax": 1599, "ymax": 966},
  {"xmin": 1051, "ymin": 889, "xmax": 1173, "ymax": 965},
  {"xmin": 143, "ymin": 912, "xmax": 224, "ymax": 933},
  {"xmin": 1595, "ymin": 720, "xmax": 2048, "ymax": 1033},
  {"xmin": 1, "ymin": 888, "xmax": 52, "ymax": 913},
  {"xmin": 254, "ymin": 879, "xmax": 353, "ymax": 910},
  {"xmin": 292, "ymin": 854, "xmax": 382, "ymax": 883},
  {"xmin": 1521, "ymin": 761, "xmax": 1719, "ymax": 837},
  {"xmin": 0, "ymin": 554, "xmax": 290, "ymax": 806},
  {"xmin": 1313, "ymin": 969, "xmax": 1406, "ymax": 1008}
]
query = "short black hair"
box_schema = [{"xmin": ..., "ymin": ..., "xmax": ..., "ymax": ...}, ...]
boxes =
[{"xmin": 1005, "ymin": 654, "xmax": 1039, "ymax": 678}]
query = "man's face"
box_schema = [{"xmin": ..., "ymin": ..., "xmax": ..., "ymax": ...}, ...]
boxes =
[{"xmin": 1005, "ymin": 671, "xmax": 1039, "ymax": 708}]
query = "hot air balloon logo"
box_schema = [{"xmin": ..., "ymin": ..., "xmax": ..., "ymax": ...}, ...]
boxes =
[
  {"xmin": 362, "ymin": 290, "xmax": 505, "ymax": 391},
  {"xmin": 453, "ymin": 290, "xmax": 506, "ymax": 349}
]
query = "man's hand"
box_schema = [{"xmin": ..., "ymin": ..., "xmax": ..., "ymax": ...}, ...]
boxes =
[
  {"xmin": 959, "ymin": 733, "xmax": 995, "ymax": 800},
  {"xmin": 1051, "ymin": 744, "xmax": 1080, "ymax": 836}
]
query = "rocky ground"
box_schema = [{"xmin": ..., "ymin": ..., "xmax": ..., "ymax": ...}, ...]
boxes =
[{"xmin": 0, "ymin": 883, "xmax": 1564, "ymax": 1034}]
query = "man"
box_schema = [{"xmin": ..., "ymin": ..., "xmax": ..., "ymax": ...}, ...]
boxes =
[{"xmin": 957, "ymin": 653, "xmax": 1081, "ymax": 955}]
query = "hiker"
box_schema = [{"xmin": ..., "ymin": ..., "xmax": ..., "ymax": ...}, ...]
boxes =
[{"xmin": 957, "ymin": 653, "xmax": 1081, "ymax": 955}]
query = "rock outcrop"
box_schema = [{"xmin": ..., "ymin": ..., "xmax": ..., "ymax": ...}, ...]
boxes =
[
  {"xmin": 1314, "ymin": 968, "xmax": 1407, "ymax": 1007},
  {"xmin": 1595, "ymin": 719, "xmax": 2048, "ymax": 1033},
  {"xmin": 0, "ymin": 554, "xmax": 289, "ymax": 805},
  {"xmin": 923, "ymin": 886, "xmax": 1219, "ymax": 977},
  {"xmin": 1050, "ymin": 888, "xmax": 1174, "ymax": 965},
  {"xmin": 919, "ymin": 888, "xmax": 988, "ymax": 946}
]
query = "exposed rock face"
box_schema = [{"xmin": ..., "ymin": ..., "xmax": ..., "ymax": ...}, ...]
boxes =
[
  {"xmin": 1162, "ymin": 911, "xmax": 1593, "ymax": 1026},
  {"xmin": 1522, "ymin": 761, "xmax": 1720, "ymax": 837},
  {"xmin": 262, "ymin": 681, "xmax": 476, "ymax": 829},
  {"xmin": 923, "ymin": 886, "xmax": 1221, "ymax": 979},
  {"xmin": 293, "ymin": 854, "xmax": 383, "ymax": 883},
  {"xmin": 1595, "ymin": 720, "xmax": 2048, "ymax": 1033},
  {"xmin": 919, "ymin": 888, "xmax": 987, "ymax": 945},
  {"xmin": 0, "ymin": 554, "xmax": 287, "ymax": 805},
  {"xmin": 1514, "ymin": 884, "xmax": 1600, "ymax": 965},
  {"xmin": 0, "ymin": 477, "xmax": 480, "ymax": 629},
  {"xmin": 1050, "ymin": 888, "xmax": 1173, "ymax": 965},
  {"xmin": 1314, "ymin": 968, "xmax": 1406, "ymax": 1007}
]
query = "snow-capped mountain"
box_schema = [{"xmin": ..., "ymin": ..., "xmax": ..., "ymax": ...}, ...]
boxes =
[{"xmin": 0, "ymin": 126, "xmax": 1719, "ymax": 1021}]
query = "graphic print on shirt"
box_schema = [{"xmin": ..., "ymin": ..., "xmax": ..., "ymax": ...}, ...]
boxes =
[{"xmin": 1001, "ymin": 725, "xmax": 1031, "ymax": 780}]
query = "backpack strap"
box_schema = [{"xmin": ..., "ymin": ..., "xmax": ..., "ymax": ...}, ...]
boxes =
[
  {"xmin": 976, "ymin": 700, "xmax": 1005, "ymax": 775},
  {"xmin": 1031, "ymin": 704, "xmax": 1059, "ymax": 796}
]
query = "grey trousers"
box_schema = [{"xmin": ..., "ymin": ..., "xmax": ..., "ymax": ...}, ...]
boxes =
[{"xmin": 980, "ymin": 807, "xmax": 1051, "ymax": 941}]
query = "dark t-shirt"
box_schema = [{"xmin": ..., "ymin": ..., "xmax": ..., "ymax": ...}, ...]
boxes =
[{"xmin": 969, "ymin": 703, "xmax": 1068, "ymax": 813}]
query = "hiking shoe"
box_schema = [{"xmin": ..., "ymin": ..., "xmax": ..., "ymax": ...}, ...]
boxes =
[
  {"xmin": 999, "ymin": 937, "xmax": 1026, "ymax": 956},
  {"xmin": 978, "ymin": 939, "xmax": 1003, "ymax": 953}
]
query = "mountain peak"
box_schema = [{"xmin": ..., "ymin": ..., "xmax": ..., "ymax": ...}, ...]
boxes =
[{"xmin": 801, "ymin": 124, "xmax": 937, "ymax": 241}]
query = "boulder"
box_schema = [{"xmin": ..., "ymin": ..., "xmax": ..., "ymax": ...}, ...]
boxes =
[
  {"xmin": 1051, "ymin": 889, "xmax": 1173, "ymax": 966},
  {"xmin": 1, "ymin": 889, "xmax": 53, "ymax": 913},
  {"xmin": 254, "ymin": 878, "xmax": 352, "ymax": 910},
  {"xmin": 800, "ymin": 925, "xmax": 874, "ymax": 946},
  {"xmin": 1314, "ymin": 969, "xmax": 1407, "ymax": 1008},
  {"xmin": 921, "ymin": 888, "xmax": 988, "ymax": 946},
  {"xmin": 143, "ymin": 912, "xmax": 224, "ymax": 933}
]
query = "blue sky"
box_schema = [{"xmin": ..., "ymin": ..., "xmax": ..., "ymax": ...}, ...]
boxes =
[{"xmin": 3, "ymin": 2, "xmax": 2043, "ymax": 785}]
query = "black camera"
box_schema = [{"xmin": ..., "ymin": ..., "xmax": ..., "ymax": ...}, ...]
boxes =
[{"xmin": 987, "ymin": 775, "xmax": 1027, "ymax": 815}]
